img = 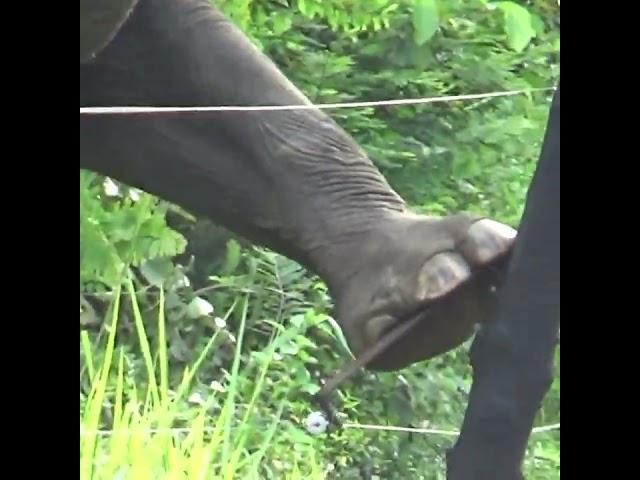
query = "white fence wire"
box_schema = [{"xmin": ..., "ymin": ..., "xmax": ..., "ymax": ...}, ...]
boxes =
[
  {"xmin": 80, "ymin": 87, "xmax": 555, "ymax": 115},
  {"xmin": 80, "ymin": 422, "xmax": 559, "ymax": 437}
]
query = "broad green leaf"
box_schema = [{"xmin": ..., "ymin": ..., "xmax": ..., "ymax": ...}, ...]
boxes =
[
  {"xmin": 140, "ymin": 257, "xmax": 174, "ymax": 287},
  {"xmin": 286, "ymin": 426, "xmax": 314, "ymax": 445},
  {"xmin": 496, "ymin": 2, "xmax": 536, "ymax": 52},
  {"xmin": 289, "ymin": 314, "xmax": 305, "ymax": 328},
  {"xmin": 412, "ymin": 0, "xmax": 439, "ymax": 46},
  {"xmin": 272, "ymin": 14, "xmax": 292, "ymax": 35},
  {"xmin": 531, "ymin": 13, "xmax": 545, "ymax": 36},
  {"xmin": 222, "ymin": 239, "xmax": 242, "ymax": 274},
  {"xmin": 279, "ymin": 341, "xmax": 299, "ymax": 356},
  {"xmin": 187, "ymin": 297, "xmax": 214, "ymax": 319},
  {"xmin": 297, "ymin": 0, "xmax": 309, "ymax": 17}
]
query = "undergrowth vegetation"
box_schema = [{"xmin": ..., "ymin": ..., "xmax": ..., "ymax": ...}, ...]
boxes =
[{"xmin": 80, "ymin": 0, "xmax": 560, "ymax": 478}]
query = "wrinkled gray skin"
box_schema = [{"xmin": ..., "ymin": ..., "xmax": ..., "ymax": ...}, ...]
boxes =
[{"xmin": 80, "ymin": 0, "xmax": 516, "ymax": 371}]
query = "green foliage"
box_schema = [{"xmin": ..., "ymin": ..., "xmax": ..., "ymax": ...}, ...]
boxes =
[
  {"xmin": 412, "ymin": 0, "xmax": 440, "ymax": 46},
  {"xmin": 220, "ymin": 0, "xmax": 558, "ymax": 224},
  {"xmin": 81, "ymin": 250, "xmax": 559, "ymax": 478},
  {"xmin": 80, "ymin": 171, "xmax": 187, "ymax": 287},
  {"xmin": 80, "ymin": 0, "xmax": 559, "ymax": 477},
  {"xmin": 495, "ymin": 1, "xmax": 538, "ymax": 52}
]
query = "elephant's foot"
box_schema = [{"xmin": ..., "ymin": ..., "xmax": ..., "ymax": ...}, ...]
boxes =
[
  {"xmin": 323, "ymin": 212, "xmax": 517, "ymax": 372},
  {"xmin": 309, "ymin": 213, "xmax": 515, "ymax": 426}
]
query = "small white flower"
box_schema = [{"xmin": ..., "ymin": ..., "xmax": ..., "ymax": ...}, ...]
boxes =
[
  {"xmin": 187, "ymin": 297, "xmax": 214, "ymax": 318},
  {"xmin": 128, "ymin": 188, "xmax": 141, "ymax": 201},
  {"xmin": 304, "ymin": 411, "xmax": 329, "ymax": 435},
  {"xmin": 175, "ymin": 274, "xmax": 191, "ymax": 289},
  {"xmin": 209, "ymin": 380, "xmax": 225, "ymax": 393},
  {"xmin": 188, "ymin": 392, "xmax": 205, "ymax": 406},
  {"xmin": 103, "ymin": 177, "xmax": 120, "ymax": 197}
]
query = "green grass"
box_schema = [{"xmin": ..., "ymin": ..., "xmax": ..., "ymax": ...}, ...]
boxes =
[
  {"xmin": 80, "ymin": 279, "xmax": 327, "ymax": 479},
  {"xmin": 80, "ymin": 275, "xmax": 559, "ymax": 479}
]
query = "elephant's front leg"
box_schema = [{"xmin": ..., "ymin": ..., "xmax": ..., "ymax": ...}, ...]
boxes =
[{"xmin": 80, "ymin": 0, "xmax": 517, "ymax": 378}]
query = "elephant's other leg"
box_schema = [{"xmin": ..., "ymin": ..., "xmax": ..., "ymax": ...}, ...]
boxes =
[{"xmin": 447, "ymin": 84, "xmax": 560, "ymax": 480}]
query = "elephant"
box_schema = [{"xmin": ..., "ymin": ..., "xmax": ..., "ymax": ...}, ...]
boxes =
[{"xmin": 80, "ymin": 0, "xmax": 518, "ymax": 373}]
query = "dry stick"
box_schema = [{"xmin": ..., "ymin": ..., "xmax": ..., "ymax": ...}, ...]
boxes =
[{"xmin": 313, "ymin": 308, "xmax": 428, "ymax": 427}]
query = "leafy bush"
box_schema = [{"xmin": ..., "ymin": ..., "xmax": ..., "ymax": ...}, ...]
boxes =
[{"xmin": 80, "ymin": 171, "xmax": 187, "ymax": 288}]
